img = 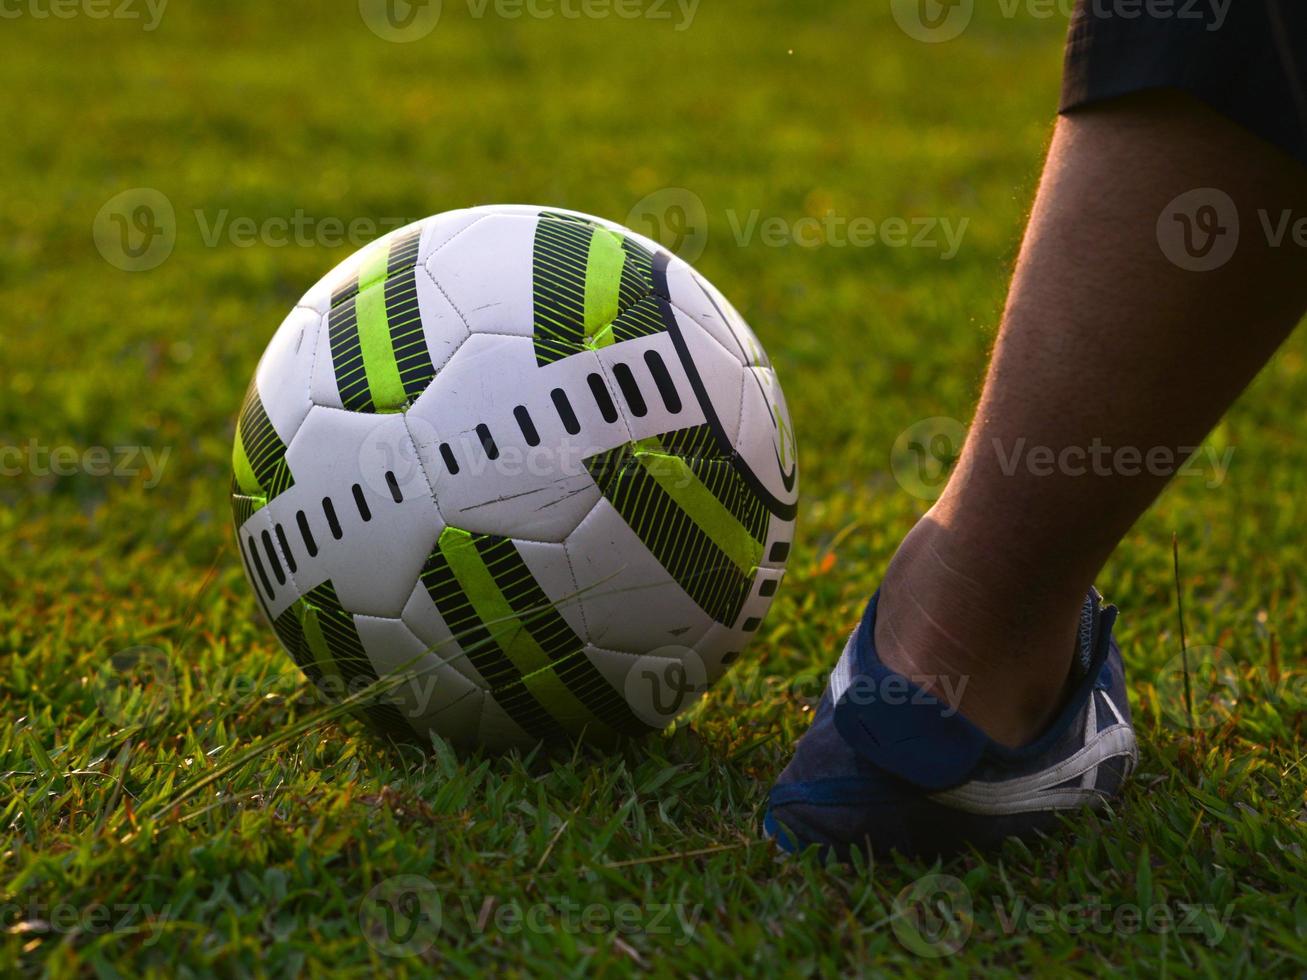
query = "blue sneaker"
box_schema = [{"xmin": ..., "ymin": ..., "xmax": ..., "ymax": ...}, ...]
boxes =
[{"xmin": 765, "ymin": 589, "xmax": 1137, "ymax": 859}]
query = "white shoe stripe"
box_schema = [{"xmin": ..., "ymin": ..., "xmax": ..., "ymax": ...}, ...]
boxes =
[
  {"xmin": 929, "ymin": 722, "xmax": 1138, "ymax": 816},
  {"xmin": 829, "ymin": 630, "xmax": 858, "ymax": 705},
  {"xmin": 1080, "ymin": 694, "xmax": 1098, "ymax": 789}
]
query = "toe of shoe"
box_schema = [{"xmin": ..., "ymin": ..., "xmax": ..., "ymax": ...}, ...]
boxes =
[{"xmin": 763, "ymin": 697, "xmax": 969, "ymax": 858}]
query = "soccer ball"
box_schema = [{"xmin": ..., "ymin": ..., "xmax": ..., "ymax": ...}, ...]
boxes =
[{"xmin": 231, "ymin": 205, "xmax": 798, "ymax": 750}]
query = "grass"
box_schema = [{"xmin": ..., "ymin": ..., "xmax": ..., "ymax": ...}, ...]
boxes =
[{"xmin": 2, "ymin": 0, "xmax": 1305, "ymax": 975}]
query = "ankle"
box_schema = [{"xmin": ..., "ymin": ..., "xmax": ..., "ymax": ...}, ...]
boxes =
[{"xmin": 872, "ymin": 520, "xmax": 1082, "ymax": 747}]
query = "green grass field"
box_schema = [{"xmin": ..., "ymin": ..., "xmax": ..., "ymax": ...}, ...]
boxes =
[{"xmin": 3, "ymin": 1, "xmax": 1306, "ymax": 975}]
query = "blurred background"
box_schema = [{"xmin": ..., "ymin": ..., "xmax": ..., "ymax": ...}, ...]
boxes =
[
  {"xmin": 6, "ymin": 0, "xmax": 1301, "ymax": 683},
  {"xmin": 4, "ymin": 0, "xmax": 1075, "ymax": 583}
]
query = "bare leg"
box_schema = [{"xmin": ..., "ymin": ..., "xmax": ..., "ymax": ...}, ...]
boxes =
[{"xmin": 876, "ymin": 89, "xmax": 1307, "ymax": 746}]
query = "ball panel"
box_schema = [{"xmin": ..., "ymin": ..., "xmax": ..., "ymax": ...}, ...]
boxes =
[
  {"xmin": 584, "ymin": 644, "xmax": 706, "ymax": 732},
  {"xmin": 273, "ymin": 407, "xmax": 442, "ymax": 618},
  {"xmin": 422, "ymin": 212, "xmax": 537, "ymax": 339},
  {"xmin": 400, "ymin": 580, "xmax": 491, "ymax": 691},
  {"xmin": 307, "ymin": 306, "xmax": 345, "ymax": 410},
  {"xmin": 588, "ymin": 333, "xmax": 701, "ymax": 446},
  {"xmin": 658, "ymin": 258, "xmax": 751, "ymax": 368},
  {"xmin": 563, "ymin": 498, "xmax": 716, "ymax": 651},
  {"xmin": 254, "ymin": 305, "xmax": 319, "ymax": 446},
  {"xmin": 406, "ymin": 332, "xmax": 616, "ymax": 543},
  {"xmin": 354, "ymin": 614, "xmax": 479, "ymax": 740},
  {"xmin": 265, "ymin": 580, "xmax": 416, "ymax": 740},
  {"xmin": 733, "ymin": 364, "xmax": 799, "ymax": 525},
  {"xmin": 700, "ymin": 271, "xmax": 773, "ymax": 370},
  {"xmin": 413, "ymin": 262, "xmax": 472, "ymax": 377},
  {"xmin": 513, "ymin": 538, "xmax": 588, "ymax": 642},
  {"xmin": 415, "ymin": 208, "xmax": 485, "ymax": 264},
  {"xmin": 664, "ymin": 303, "xmax": 746, "ymax": 449}
]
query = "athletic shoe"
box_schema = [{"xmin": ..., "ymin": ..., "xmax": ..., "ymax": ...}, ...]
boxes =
[{"xmin": 764, "ymin": 588, "xmax": 1137, "ymax": 858}]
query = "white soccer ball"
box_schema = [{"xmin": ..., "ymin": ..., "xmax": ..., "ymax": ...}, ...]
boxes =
[{"xmin": 231, "ymin": 205, "xmax": 798, "ymax": 750}]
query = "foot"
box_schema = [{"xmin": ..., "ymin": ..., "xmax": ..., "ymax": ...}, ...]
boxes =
[
  {"xmin": 871, "ymin": 517, "xmax": 1090, "ymax": 747},
  {"xmin": 764, "ymin": 589, "xmax": 1137, "ymax": 859}
]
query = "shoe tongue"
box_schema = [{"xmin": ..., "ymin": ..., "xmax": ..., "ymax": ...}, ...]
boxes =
[
  {"xmin": 833, "ymin": 589, "xmax": 1114, "ymax": 790},
  {"xmin": 832, "ymin": 596, "xmax": 989, "ymax": 791},
  {"xmin": 833, "ymin": 661, "xmax": 989, "ymax": 791}
]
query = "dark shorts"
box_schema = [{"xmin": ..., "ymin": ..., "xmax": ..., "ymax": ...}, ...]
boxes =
[{"xmin": 1060, "ymin": 0, "xmax": 1307, "ymax": 167}]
